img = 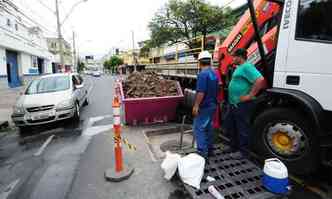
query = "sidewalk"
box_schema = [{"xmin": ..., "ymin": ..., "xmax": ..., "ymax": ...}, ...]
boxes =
[
  {"xmin": 67, "ymin": 125, "xmax": 191, "ymax": 199},
  {"xmin": 0, "ymin": 78, "xmax": 24, "ymax": 126}
]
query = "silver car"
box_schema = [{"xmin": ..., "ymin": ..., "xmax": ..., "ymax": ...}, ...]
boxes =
[{"xmin": 11, "ymin": 73, "xmax": 89, "ymax": 133}]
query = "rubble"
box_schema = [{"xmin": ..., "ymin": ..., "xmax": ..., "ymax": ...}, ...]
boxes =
[{"xmin": 123, "ymin": 71, "xmax": 178, "ymax": 98}]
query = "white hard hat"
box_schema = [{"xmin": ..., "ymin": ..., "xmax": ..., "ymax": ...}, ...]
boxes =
[{"xmin": 198, "ymin": 51, "xmax": 212, "ymax": 60}]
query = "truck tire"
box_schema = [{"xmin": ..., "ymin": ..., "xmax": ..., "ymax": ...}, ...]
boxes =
[{"xmin": 252, "ymin": 108, "xmax": 319, "ymax": 174}]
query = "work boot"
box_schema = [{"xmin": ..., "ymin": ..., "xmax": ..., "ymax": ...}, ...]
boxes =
[
  {"xmin": 230, "ymin": 151, "xmax": 248, "ymax": 160},
  {"xmin": 208, "ymin": 149, "xmax": 215, "ymax": 157},
  {"xmin": 222, "ymin": 147, "xmax": 237, "ymax": 154},
  {"xmin": 195, "ymin": 150, "xmax": 209, "ymax": 163}
]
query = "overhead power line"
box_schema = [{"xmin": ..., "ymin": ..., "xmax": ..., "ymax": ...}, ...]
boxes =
[
  {"xmin": 35, "ymin": 0, "xmax": 55, "ymax": 14},
  {"xmin": 221, "ymin": 0, "xmax": 240, "ymax": 10},
  {"xmin": 13, "ymin": 0, "xmax": 57, "ymax": 35}
]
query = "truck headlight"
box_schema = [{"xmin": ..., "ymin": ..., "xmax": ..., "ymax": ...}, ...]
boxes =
[
  {"xmin": 56, "ymin": 99, "xmax": 74, "ymax": 111},
  {"xmin": 13, "ymin": 106, "xmax": 25, "ymax": 115}
]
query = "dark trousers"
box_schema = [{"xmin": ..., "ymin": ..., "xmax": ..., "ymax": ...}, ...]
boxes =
[{"xmin": 224, "ymin": 101, "xmax": 254, "ymax": 153}]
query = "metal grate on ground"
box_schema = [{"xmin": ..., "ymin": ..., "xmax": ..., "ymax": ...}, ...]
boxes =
[{"xmin": 183, "ymin": 144, "xmax": 278, "ymax": 199}]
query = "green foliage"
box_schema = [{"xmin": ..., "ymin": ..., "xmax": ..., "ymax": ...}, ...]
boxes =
[
  {"xmin": 103, "ymin": 56, "xmax": 124, "ymax": 73},
  {"xmin": 77, "ymin": 60, "xmax": 85, "ymax": 73},
  {"xmin": 139, "ymin": 40, "xmax": 153, "ymax": 57},
  {"xmin": 148, "ymin": 0, "xmax": 236, "ymax": 48},
  {"xmin": 109, "ymin": 56, "xmax": 124, "ymax": 67},
  {"xmin": 103, "ymin": 60, "xmax": 110, "ymax": 70}
]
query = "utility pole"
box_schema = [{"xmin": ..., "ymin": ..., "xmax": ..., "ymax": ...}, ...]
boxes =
[
  {"xmin": 55, "ymin": 0, "xmax": 65, "ymax": 69},
  {"xmin": 132, "ymin": 30, "xmax": 137, "ymax": 72},
  {"xmin": 72, "ymin": 31, "xmax": 77, "ymax": 72}
]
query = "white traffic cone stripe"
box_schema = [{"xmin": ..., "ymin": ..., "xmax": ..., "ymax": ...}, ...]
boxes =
[
  {"xmin": 114, "ymin": 116, "xmax": 121, "ymax": 125},
  {"xmin": 113, "ymin": 107, "xmax": 120, "ymax": 115}
]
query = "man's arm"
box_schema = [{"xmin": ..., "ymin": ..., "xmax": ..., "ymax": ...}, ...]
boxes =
[
  {"xmin": 240, "ymin": 77, "xmax": 266, "ymax": 102},
  {"xmin": 193, "ymin": 92, "xmax": 205, "ymax": 116},
  {"xmin": 193, "ymin": 72, "xmax": 207, "ymax": 116}
]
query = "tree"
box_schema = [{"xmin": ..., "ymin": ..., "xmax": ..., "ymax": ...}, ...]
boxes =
[
  {"xmin": 103, "ymin": 56, "xmax": 124, "ymax": 74},
  {"xmin": 77, "ymin": 60, "xmax": 85, "ymax": 73},
  {"xmin": 109, "ymin": 55, "xmax": 124, "ymax": 67},
  {"xmin": 139, "ymin": 40, "xmax": 153, "ymax": 58},
  {"xmin": 148, "ymin": 0, "xmax": 235, "ymax": 49},
  {"xmin": 103, "ymin": 60, "xmax": 111, "ymax": 71}
]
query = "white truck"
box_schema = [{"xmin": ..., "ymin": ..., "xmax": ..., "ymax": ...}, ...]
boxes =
[
  {"xmin": 230, "ymin": 0, "xmax": 332, "ymax": 174},
  {"xmin": 146, "ymin": 0, "xmax": 332, "ymax": 175}
]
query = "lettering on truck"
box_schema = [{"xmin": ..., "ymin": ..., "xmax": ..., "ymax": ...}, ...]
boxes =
[
  {"xmin": 227, "ymin": 33, "xmax": 243, "ymax": 53},
  {"xmin": 283, "ymin": 0, "xmax": 292, "ymax": 29}
]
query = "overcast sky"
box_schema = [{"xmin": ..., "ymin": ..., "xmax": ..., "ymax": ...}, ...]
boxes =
[{"xmin": 12, "ymin": 0, "xmax": 245, "ymax": 58}]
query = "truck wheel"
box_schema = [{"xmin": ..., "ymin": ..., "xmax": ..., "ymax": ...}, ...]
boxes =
[{"xmin": 252, "ymin": 108, "xmax": 319, "ymax": 174}]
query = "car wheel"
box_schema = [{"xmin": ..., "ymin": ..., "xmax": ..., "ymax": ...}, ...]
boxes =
[
  {"xmin": 73, "ymin": 102, "xmax": 80, "ymax": 122},
  {"xmin": 252, "ymin": 108, "xmax": 319, "ymax": 174},
  {"xmin": 83, "ymin": 97, "xmax": 89, "ymax": 106}
]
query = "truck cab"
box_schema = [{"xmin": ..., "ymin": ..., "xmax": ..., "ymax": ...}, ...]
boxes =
[{"xmin": 232, "ymin": 0, "xmax": 332, "ymax": 174}]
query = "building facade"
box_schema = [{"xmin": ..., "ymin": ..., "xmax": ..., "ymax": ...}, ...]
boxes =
[
  {"xmin": 46, "ymin": 37, "xmax": 73, "ymax": 72},
  {"xmin": 0, "ymin": 0, "xmax": 54, "ymax": 88}
]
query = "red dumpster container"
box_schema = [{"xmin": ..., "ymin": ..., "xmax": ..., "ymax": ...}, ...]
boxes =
[{"xmin": 119, "ymin": 81, "xmax": 184, "ymax": 125}]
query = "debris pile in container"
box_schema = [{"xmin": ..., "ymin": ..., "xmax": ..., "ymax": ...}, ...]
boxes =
[{"xmin": 123, "ymin": 71, "xmax": 178, "ymax": 98}]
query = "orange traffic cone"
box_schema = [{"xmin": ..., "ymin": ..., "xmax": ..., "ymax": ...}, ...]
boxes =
[{"xmin": 104, "ymin": 96, "xmax": 134, "ymax": 182}]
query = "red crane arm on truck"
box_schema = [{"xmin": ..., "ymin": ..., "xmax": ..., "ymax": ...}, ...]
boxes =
[
  {"xmin": 213, "ymin": 0, "xmax": 280, "ymax": 75},
  {"xmin": 247, "ymin": 26, "xmax": 278, "ymax": 66}
]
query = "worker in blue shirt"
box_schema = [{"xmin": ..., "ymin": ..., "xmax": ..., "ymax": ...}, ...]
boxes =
[{"xmin": 193, "ymin": 51, "xmax": 218, "ymax": 159}]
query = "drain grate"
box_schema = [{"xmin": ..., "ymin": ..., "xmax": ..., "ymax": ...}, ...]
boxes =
[
  {"xmin": 160, "ymin": 140, "xmax": 192, "ymax": 152},
  {"xmin": 182, "ymin": 144, "xmax": 277, "ymax": 199}
]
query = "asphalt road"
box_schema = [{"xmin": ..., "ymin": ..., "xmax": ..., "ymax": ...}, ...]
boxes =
[
  {"xmin": 25, "ymin": 75, "xmax": 117, "ymax": 199},
  {"xmin": 0, "ymin": 74, "xmax": 117, "ymax": 199},
  {"xmin": 1, "ymin": 74, "xmax": 181, "ymax": 199},
  {"xmin": 0, "ymin": 74, "xmax": 329, "ymax": 199}
]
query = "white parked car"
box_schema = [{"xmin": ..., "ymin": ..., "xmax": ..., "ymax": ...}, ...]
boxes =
[
  {"xmin": 92, "ymin": 71, "xmax": 101, "ymax": 77},
  {"xmin": 11, "ymin": 73, "xmax": 89, "ymax": 134},
  {"xmin": 84, "ymin": 70, "xmax": 93, "ymax": 75}
]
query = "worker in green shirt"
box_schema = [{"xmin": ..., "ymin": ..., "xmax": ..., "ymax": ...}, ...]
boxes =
[{"xmin": 225, "ymin": 48, "xmax": 266, "ymax": 158}]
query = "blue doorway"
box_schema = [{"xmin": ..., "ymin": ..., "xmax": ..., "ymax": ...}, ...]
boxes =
[
  {"xmin": 6, "ymin": 50, "xmax": 21, "ymax": 88},
  {"xmin": 37, "ymin": 57, "xmax": 44, "ymax": 74}
]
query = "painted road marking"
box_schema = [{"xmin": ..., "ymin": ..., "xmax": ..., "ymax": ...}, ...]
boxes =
[
  {"xmin": 83, "ymin": 124, "xmax": 114, "ymax": 137},
  {"xmin": 34, "ymin": 135, "xmax": 55, "ymax": 156},
  {"xmin": 85, "ymin": 115, "xmax": 112, "ymax": 129},
  {"xmin": 83, "ymin": 115, "xmax": 114, "ymax": 137},
  {"xmin": 87, "ymin": 77, "xmax": 94, "ymax": 98},
  {"xmin": 0, "ymin": 179, "xmax": 20, "ymax": 199}
]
